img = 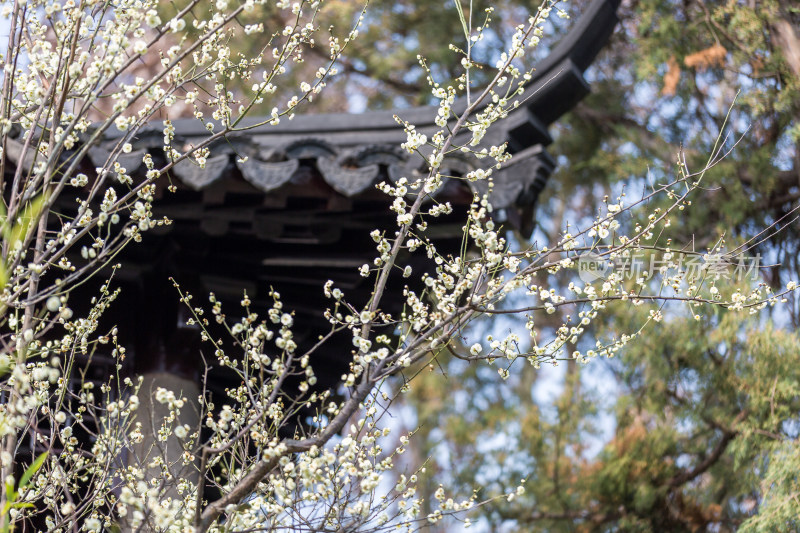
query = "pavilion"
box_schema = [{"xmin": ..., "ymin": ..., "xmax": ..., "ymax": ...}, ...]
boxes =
[
  {"xmin": 6, "ymin": 1, "xmax": 622, "ymax": 515},
  {"xmin": 73, "ymin": 0, "xmax": 622, "ymax": 405}
]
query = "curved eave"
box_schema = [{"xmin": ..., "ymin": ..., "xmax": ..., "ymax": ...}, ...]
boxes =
[
  {"xmin": 157, "ymin": 0, "xmax": 620, "ymax": 148},
  {"xmin": 85, "ymin": 0, "xmax": 619, "ymax": 234}
]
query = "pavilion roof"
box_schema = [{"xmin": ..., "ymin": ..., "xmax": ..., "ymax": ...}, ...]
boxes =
[
  {"xmin": 3, "ymin": 0, "xmax": 622, "ymax": 405},
  {"xmin": 84, "ymin": 0, "xmax": 620, "ymax": 236}
]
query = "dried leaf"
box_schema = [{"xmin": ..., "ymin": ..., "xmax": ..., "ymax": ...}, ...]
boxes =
[
  {"xmin": 684, "ymin": 44, "xmax": 727, "ymax": 70},
  {"xmin": 662, "ymin": 55, "xmax": 680, "ymax": 96}
]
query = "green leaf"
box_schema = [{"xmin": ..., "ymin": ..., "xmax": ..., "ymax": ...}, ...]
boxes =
[
  {"xmin": 4, "ymin": 193, "xmax": 49, "ymax": 251},
  {"xmin": 0, "ymin": 200, "xmax": 6, "ymax": 291},
  {"xmin": 452, "ymin": 0, "xmax": 469, "ymax": 41},
  {"xmin": 9, "ymin": 503, "xmax": 33, "ymax": 510},
  {"xmin": 19, "ymin": 452, "xmax": 47, "ymax": 490}
]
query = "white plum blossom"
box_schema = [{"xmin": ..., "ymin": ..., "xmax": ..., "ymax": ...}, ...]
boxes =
[{"xmin": 0, "ymin": 1, "xmax": 794, "ymax": 532}]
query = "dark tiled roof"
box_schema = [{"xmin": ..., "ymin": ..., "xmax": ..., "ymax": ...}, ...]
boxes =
[{"xmin": 85, "ymin": 0, "xmax": 619, "ymax": 235}]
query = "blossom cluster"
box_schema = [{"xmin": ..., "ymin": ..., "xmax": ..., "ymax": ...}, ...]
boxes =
[{"xmin": 0, "ymin": 0, "xmax": 797, "ymax": 532}]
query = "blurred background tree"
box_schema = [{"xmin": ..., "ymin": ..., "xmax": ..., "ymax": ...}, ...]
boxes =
[{"xmin": 333, "ymin": 0, "xmax": 798, "ymax": 531}]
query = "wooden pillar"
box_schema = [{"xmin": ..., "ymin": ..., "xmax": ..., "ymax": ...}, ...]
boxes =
[
  {"xmin": 133, "ymin": 372, "xmax": 201, "ymax": 497},
  {"xmin": 120, "ymin": 261, "xmax": 204, "ymax": 529}
]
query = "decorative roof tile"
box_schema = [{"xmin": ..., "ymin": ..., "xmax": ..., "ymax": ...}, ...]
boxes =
[
  {"xmin": 237, "ymin": 157, "xmax": 300, "ymax": 193},
  {"xmin": 173, "ymin": 154, "xmax": 230, "ymax": 190},
  {"xmin": 77, "ymin": 0, "xmax": 620, "ymax": 236}
]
